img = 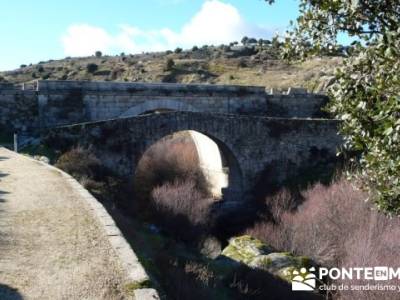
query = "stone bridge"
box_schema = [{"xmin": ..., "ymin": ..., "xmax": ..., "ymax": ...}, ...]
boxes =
[
  {"xmin": 1, "ymin": 80, "xmax": 328, "ymax": 131},
  {"xmin": 46, "ymin": 111, "xmax": 342, "ymax": 209},
  {"xmin": 0, "ymin": 80, "xmax": 342, "ymax": 210}
]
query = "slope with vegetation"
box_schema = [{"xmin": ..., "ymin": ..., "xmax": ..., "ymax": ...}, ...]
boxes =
[{"xmin": 0, "ymin": 43, "xmax": 341, "ymax": 93}]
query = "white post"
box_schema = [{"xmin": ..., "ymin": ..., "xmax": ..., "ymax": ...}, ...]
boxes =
[{"xmin": 13, "ymin": 133, "xmax": 18, "ymax": 152}]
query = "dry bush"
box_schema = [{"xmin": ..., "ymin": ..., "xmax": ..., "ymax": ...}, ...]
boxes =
[
  {"xmin": 151, "ymin": 180, "xmax": 214, "ymax": 242},
  {"xmin": 55, "ymin": 146, "xmax": 104, "ymax": 180},
  {"xmin": 55, "ymin": 147, "xmax": 132, "ymax": 208},
  {"xmin": 134, "ymin": 133, "xmax": 215, "ymax": 241},
  {"xmin": 154, "ymin": 253, "xmax": 217, "ymax": 300},
  {"xmin": 246, "ymin": 177, "xmax": 400, "ymax": 299},
  {"xmin": 135, "ymin": 134, "xmax": 209, "ymax": 203},
  {"xmin": 265, "ymin": 188, "xmax": 298, "ymax": 222}
]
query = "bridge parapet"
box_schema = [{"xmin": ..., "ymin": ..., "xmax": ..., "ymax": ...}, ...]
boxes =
[
  {"xmin": 37, "ymin": 80, "xmax": 266, "ymax": 96},
  {"xmin": 1, "ymin": 80, "xmax": 331, "ymax": 131}
]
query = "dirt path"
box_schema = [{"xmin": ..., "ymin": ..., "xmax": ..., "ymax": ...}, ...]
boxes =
[{"xmin": 0, "ymin": 148, "xmax": 129, "ymax": 300}]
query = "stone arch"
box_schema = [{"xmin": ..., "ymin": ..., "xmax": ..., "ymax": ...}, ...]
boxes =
[
  {"xmin": 134, "ymin": 129, "xmax": 243, "ymax": 201},
  {"xmin": 120, "ymin": 99, "xmax": 200, "ymax": 117}
]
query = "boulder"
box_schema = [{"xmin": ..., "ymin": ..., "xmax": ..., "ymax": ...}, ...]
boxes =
[
  {"xmin": 220, "ymin": 235, "xmax": 273, "ymax": 264},
  {"xmin": 249, "ymin": 252, "xmax": 297, "ymax": 272},
  {"xmin": 219, "ymin": 235, "xmax": 314, "ymax": 283},
  {"xmin": 134, "ymin": 288, "xmax": 160, "ymax": 300},
  {"xmin": 200, "ymin": 236, "xmax": 222, "ymax": 259},
  {"xmin": 33, "ymin": 155, "xmax": 50, "ymax": 164}
]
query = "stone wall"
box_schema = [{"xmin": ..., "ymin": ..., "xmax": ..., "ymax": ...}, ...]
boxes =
[
  {"xmin": 37, "ymin": 80, "xmax": 268, "ymax": 127},
  {"xmin": 0, "ymin": 80, "xmax": 331, "ymax": 131},
  {"xmin": 36, "ymin": 81, "xmax": 330, "ymax": 127},
  {"xmin": 0, "ymin": 84, "xmax": 39, "ymax": 131},
  {"xmin": 266, "ymin": 88, "xmax": 329, "ymax": 118},
  {"xmin": 45, "ymin": 112, "xmax": 342, "ymax": 210}
]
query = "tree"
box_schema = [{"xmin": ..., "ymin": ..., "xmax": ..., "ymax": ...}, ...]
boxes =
[
  {"xmin": 247, "ymin": 37, "xmax": 258, "ymax": 44},
  {"xmin": 95, "ymin": 51, "xmax": 102, "ymax": 58},
  {"xmin": 165, "ymin": 58, "xmax": 175, "ymax": 71},
  {"xmin": 86, "ymin": 63, "xmax": 98, "ymax": 73},
  {"xmin": 265, "ymin": 1, "xmax": 400, "ymax": 213},
  {"xmin": 241, "ymin": 36, "xmax": 249, "ymax": 45}
]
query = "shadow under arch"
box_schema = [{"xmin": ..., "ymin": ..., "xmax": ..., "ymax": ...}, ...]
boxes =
[
  {"xmin": 134, "ymin": 129, "xmax": 243, "ymax": 203},
  {"xmin": 119, "ymin": 99, "xmax": 200, "ymax": 117}
]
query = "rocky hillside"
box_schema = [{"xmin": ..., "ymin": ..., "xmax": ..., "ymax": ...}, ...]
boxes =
[{"xmin": 0, "ymin": 44, "xmax": 342, "ymax": 92}]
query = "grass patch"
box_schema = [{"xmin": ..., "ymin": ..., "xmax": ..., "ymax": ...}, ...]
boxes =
[{"xmin": 124, "ymin": 280, "xmax": 152, "ymax": 294}]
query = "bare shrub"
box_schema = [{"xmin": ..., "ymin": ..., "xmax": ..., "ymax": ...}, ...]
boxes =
[
  {"xmin": 79, "ymin": 175, "xmax": 105, "ymax": 191},
  {"xmin": 154, "ymin": 253, "xmax": 217, "ymax": 300},
  {"xmin": 246, "ymin": 177, "xmax": 400, "ymax": 299},
  {"xmin": 266, "ymin": 188, "xmax": 298, "ymax": 222},
  {"xmin": 55, "ymin": 146, "xmax": 103, "ymax": 180},
  {"xmin": 151, "ymin": 180, "xmax": 213, "ymax": 242},
  {"xmin": 135, "ymin": 133, "xmax": 209, "ymax": 202}
]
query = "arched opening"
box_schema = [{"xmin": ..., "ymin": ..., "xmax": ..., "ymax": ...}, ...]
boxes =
[
  {"xmin": 120, "ymin": 99, "xmax": 200, "ymax": 117},
  {"xmin": 134, "ymin": 130, "xmax": 242, "ymax": 202}
]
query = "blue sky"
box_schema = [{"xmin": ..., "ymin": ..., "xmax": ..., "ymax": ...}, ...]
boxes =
[{"xmin": 0, "ymin": 0, "xmax": 300, "ymax": 71}]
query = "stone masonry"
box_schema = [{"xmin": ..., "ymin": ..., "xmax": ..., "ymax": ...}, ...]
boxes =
[
  {"xmin": 46, "ymin": 112, "xmax": 342, "ymax": 209},
  {"xmin": 1, "ymin": 80, "xmax": 329, "ymax": 131},
  {"xmin": 1, "ymin": 80, "xmax": 341, "ymax": 210}
]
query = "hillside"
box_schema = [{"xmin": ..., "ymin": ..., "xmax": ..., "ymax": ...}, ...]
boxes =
[{"xmin": 0, "ymin": 45, "xmax": 342, "ymax": 92}]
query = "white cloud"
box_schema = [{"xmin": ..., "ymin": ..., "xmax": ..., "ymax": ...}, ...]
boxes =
[
  {"xmin": 61, "ymin": 0, "xmax": 273, "ymax": 57},
  {"xmin": 62, "ymin": 24, "xmax": 113, "ymax": 57}
]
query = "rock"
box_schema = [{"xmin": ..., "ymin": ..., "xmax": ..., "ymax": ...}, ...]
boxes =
[
  {"xmin": 249, "ymin": 252, "xmax": 296, "ymax": 272},
  {"xmin": 219, "ymin": 235, "xmax": 314, "ymax": 283},
  {"xmin": 249, "ymin": 253, "xmax": 314, "ymax": 282},
  {"xmin": 200, "ymin": 236, "xmax": 222, "ymax": 259},
  {"xmin": 220, "ymin": 235, "xmax": 273, "ymax": 264},
  {"xmin": 33, "ymin": 155, "xmax": 50, "ymax": 164},
  {"xmin": 134, "ymin": 288, "xmax": 160, "ymax": 300}
]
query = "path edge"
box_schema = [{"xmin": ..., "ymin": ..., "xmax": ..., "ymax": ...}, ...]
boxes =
[{"xmin": 2, "ymin": 148, "xmax": 159, "ymax": 300}]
